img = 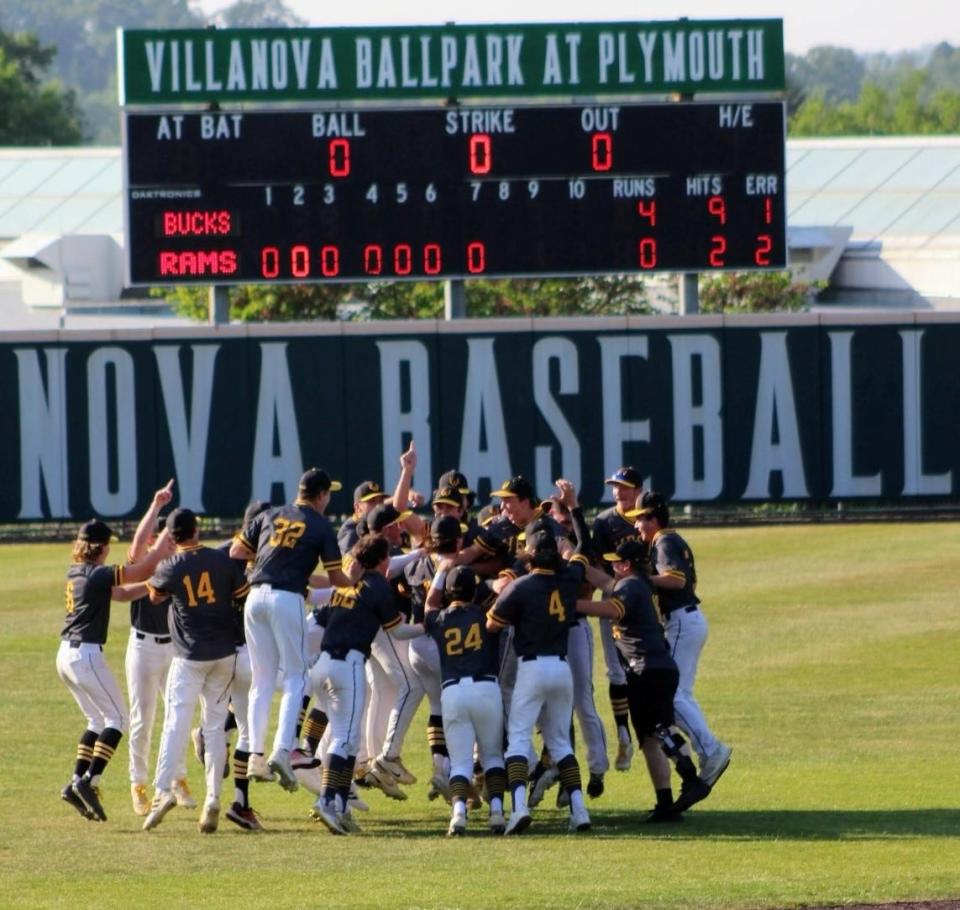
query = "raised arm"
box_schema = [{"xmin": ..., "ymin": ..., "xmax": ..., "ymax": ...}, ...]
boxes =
[{"xmin": 129, "ymin": 479, "xmax": 174, "ymax": 562}]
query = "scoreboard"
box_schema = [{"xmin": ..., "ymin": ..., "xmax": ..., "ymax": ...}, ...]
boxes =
[{"xmin": 123, "ymin": 101, "xmax": 786, "ymax": 285}]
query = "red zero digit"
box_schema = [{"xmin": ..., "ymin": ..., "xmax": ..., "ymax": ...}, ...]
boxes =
[
  {"xmin": 709, "ymin": 235, "xmax": 726, "ymax": 267},
  {"xmin": 291, "ymin": 244, "xmax": 310, "ymax": 278},
  {"xmin": 424, "ymin": 243, "xmax": 442, "ymax": 275},
  {"xmin": 320, "ymin": 245, "xmax": 339, "ymax": 277},
  {"xmin": 466, "ymin": 241, "xmax": 486, "ymax": 273},
  {"xmin": 329, "ymin": 138, "xmax": 350, "ymax": 177},
  {"xmin": 755, "ymin": 234, "xmax": 773, "ymax": 266},
  {"xmin": 363, "ymin": 244, "xmax": 383, "ymax": 275},
  {"xmin": 707, "ymin": 195, "xmax": 727, "ymax": 224},
  {"xmin": 591, "ymin": 133, "xmax": 613, "ymax": 172},
  {"xmin": 637, "ymin": 238, "xmax": 657, "ymax": 269},
  {"xmin": 636, "ymin": 200, "xmax": 656, "ymax": 226},
  {"xmin": 261, "ymin": 247, "xmax": 280, "ymax": 278},
  {"xmin": 394, "ymin": 244, "xmax": 412, "ymax": 275},
  {"xmin": 469, "ymin": 134, "xmax": 492, "ymax": 175}
]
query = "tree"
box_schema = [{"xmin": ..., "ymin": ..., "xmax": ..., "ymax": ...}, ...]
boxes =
[
  {"xmin": 0, "ymin": 31, "xmax": 83, "ymax": 144},
  {"xmin": 698, "ymin": 272, "xmax": 814, "ymax": 314},
  {"xmin": 211, "ymin": 0, "xmax": 305, "ymax": 27}
]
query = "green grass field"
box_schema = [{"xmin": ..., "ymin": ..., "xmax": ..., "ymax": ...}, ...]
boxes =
[{"xmin": 1, "ymin": 523, "xmax": 958, "ymax": 910}]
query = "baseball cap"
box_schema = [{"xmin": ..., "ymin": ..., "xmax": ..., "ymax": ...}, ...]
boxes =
[
  {"xmin": 491, "ymin": 476, "xmax": 536, "ymax": 501},
  {"xmin": 354, "ymin": 480, "xmax": 388, "ymax": 504},
  {"xmin": 77, "ymin": 519, "xmax": 116, "ymax": 544},
  {"xmin": 605, "ymin": 466, "xmax": 643, "ymax": 488},
  {"xmin": 299, "ymin": 467, "xmax": 342, "ymax": 498},
  {"xmin": 603, "ymin": 538, "xmax": 649, "ymax": 566},
  {"xmin": 432, "ymin": 485, "xmax": 463, "ymax": 508},
  {"xmin": 444, "ymin": 565, "xmax": 477, "ymax": 603},
  {"xmin": 438, "ymin": 469, "xmax": 472, "ymax": 495},
  {"xmin": 242, "ymin": 499, "xmax": 271, "ymax": 528},
  {"xmin": 366, "ymin": 502, "xmax": 412, "ymax": 533},
  {"xmin": 523, "ymin": 519, "xmax": 558, "ymax": 554},
  {"xmin": 477, "ymin": 504, "xmax": 500, "ymax": 527},
  {"xmin": 166, "ymin": 507, "xmax": 198, "ymax": 543},
  {"xmin": 431, "ymin": 514, "xmax": 463, "ymax": 542},
  {"xmin": 626, "ymin": 490, "xmax": 668, "ymax": 520}
]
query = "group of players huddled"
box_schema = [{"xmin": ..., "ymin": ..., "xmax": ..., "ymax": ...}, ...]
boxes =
[{"xmin": 56, "ymin": 441, "xmax": 732, "ymax": 836}]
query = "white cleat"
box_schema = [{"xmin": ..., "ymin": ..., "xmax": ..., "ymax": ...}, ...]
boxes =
[
  {"xmin": 172, "ymin": 778, "xmax": 197, "ymax": 809},
  {"xmin": 347, "ymin": 784, "xmax": 369, "ymax": 813},
  {"xmin": 700, "ymin": 743, "xmax": 733, "ymax": 788},
  {"xmin": 569, "ymin": 804, "xmax": 591, "ymax": 832},
  {"xmin": 615, "ymin": 739, "xmax": 634, "ymax": 772},
  {"xmin": 247, "ymin": 753, "xmax": 275, "ymax": 783},
  {"xmin": 528, "ymin": 766, "xmax": 559, "ymax": 808},
  {"xmin": 142, "ymin": 790, "xmax": 178, "ymax": 832},
  {"xmin": 338, "ymin": 809, "xmax": 362, "ymax": 834},
  {"xmin": 198, "ymin": 799, "xmax": 220, "ymax": 834},
  {"xmin": 310, "ymin": 799, "xmax": 346, "ymax": 835},
  {"xmin": 504, "ymin": 809, "xmax": 531, "ymax": 836},
  {"xmin": 488, "ymin": 810, "xmax": 506, "ymax": 835},
  {"xmin": 267, "ymin": 750, "xmax": 299, "ymax": 792},
  {"xmin": 447, "ymin": 814, "xmax": 467, "ymax": 837},
  {"xmin": 376, "ymin": 755, "xmax": 417, "ymax": 786},
  {"xmin": 367, "ymin": 762, "xmax": 408, "ymax": 801}
]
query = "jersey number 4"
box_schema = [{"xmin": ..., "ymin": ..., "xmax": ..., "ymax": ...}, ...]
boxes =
[
  {"xmin": 445, "ymin": 623, "xmax": 482, "ymax": 656},
  {"xmin": 548, "ymin": 590, "xmax": 567, "ymax": 623},
  {"xmin": 183, "ymin": 571, "xmax": 215, "ymax": 607}
]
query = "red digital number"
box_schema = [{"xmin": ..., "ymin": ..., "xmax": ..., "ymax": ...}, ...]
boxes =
[
  {"xmin": 291, "ymin": 244, "xmax": 310, "ymax": 278},
  {"xmin": 424, "ymin": 243, "xmax": 442, "ymax": 275},
  {"xmin": 261, "ymin": 247, "xmax": 280, "ymax": 279},
  {"xmin": 469, "ymin": 134, "xmax": 492, "ymax": 175},
  {"xmin": 591, "ymin": 132, "xmax": 613, "ymax": 172},
  {"xmin": 329, "ymin": 138, "xmax": 350, "ymax": 178},
  {"xmin": 320, "ymin": 245, "xmax": 339, "ymax": 277},
  {"xmin": 636, "ymin": 200, "xmax": 657, "ymax": 226},
  {"xmin": 707, "ymin": 195, "xmax": 727, "ymax": 224},
  {"xmin": 363, "ymin": 244, "xmax": 383, "ymax": 275},
  {"xmin": 709, "ymin": 235, "xmax": 726, "ymax": 268},
  {"xmin": 764, "ymin": 197, "xmax": 773, "ymax": 225},
  {"xmin": 466, "ymin": 241, "xmax": 486, "ymax": 274},
  {"xmin": 755, "ymin": 234, "xmax": 773, "ymax": 266},
  {"xmin": 637, "ymin": 238, "xmax": 657, "ymax": 269},
  {"xmin": 394, "ymin": 244, "xmax": 412, "ymax": 276}
]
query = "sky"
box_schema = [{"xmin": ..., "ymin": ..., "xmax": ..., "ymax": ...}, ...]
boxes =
[{"xmin": 197, "ymin": 0, "xmax": 958, "ymax": 55}]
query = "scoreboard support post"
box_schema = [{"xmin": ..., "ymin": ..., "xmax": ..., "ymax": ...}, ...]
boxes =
[
  {"xmin": 444, "ymin": 280, "xmax": 466, "ymax": 320},
  {"xmin": 209, "ymin": 285, "xmax": 229, "ymax": 324},
  {"xmin": 680, "ymin": 273, "xmax": 700, "ymax": 315}
]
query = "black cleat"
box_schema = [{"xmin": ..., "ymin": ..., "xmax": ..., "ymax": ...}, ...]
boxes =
[
  {"xmin": 672, "ymin": 777, "xmax": 711, "ymax": 814},
  {"xmin": 644, "ymin": 804, "xmax": 683, "ymax": 823},
  {"xmin": 61, "ymin": 783, "xmax": 94, "ymax": 820},
  {"xmin": 73, "ymin": 776, "xmax": 107, "ymax": 821},
  {"xmin": 586, "ymin": 772, "xmax": 605, "ymax": 799}
]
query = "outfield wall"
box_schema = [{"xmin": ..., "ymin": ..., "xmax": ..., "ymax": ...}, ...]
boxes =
[{"xmin": 1, "ymin": 312, "xmax": 957, "ymax": 522}]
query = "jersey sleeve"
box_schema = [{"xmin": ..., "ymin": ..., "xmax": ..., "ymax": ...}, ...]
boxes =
[
  {"xmin": 319, "ymin": 523, "xmax": 344, "ymax": 572},
  {"xmin": 235, "ymin": 511, "xmax": 265, "ymax": 555},
  {"xmin": 231, "ymin": 560, "xmax": 251, "ymax": 601},
  {"xmin": 371, "ymin": 581, "xmax": 402, "ymax": 631},
  {"xmin": 146, "ymin": 559, "xmax": 174, "ymax": 597},
  {"xmin": 487, "ymin": 582, "xmax": 519, "ymax": 629},
  {"xmin": 654, "ymin": 535, "xmax": 688, "ymax": 582}
]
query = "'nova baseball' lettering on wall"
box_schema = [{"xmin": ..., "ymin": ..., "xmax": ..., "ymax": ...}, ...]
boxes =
[{"xmin": 1, "ymin": 317, "xmax": 956, "ymax": 521}]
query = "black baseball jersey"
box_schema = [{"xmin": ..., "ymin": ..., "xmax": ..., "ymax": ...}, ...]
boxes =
[
  {"xmin": 337, "ymin": 515, "xmax": 361, "ymax": 556},
  {"xmin": 592, "ymin": 505, "xmax": 642, "ymax": 574},
  {"xmin": 61, "ymin": 562, "xmax": 124, "ymax": 644},
  {"xmin": 217, "ymin": 538, "xmax": 250, "ymax": 646},
  {"xmin": 425, "ymin": 602, "xmax": 500, "ymax": 685},
  {"xmin": 314, "ymin": 571, "xmax": 403, "ymax": 659},
  {"xmin": 607, "ymin": 575, "xmax": 675, "ymax": 675},
  {"xmin": 488, "ymin": 554, "xmax": 588, "ymax": 659},
  {"xmin": 148, "ymin": 545, "xmax": 250, "ymax": 661},
  {"xmin": 404, "ymin": 552, "xmax": 440, "ymax": 624},
  {"xmin": 128, "ymin": 548, "xmax": 169, "ymax": 635},
  {"xmin": 473, "ymin": 508, "xmax": 569, "ymax": 564},
  {"xmin": 649, "ymin": 529, "xmax": 700, "ymax": 615},
  {"xmin": 239, "ymin": 500, "xmax": 342, "ymax": 595}
]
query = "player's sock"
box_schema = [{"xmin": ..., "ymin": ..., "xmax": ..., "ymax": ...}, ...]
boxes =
[
  {"xmin": 449, "ymin": 774, "xmax": 469, "ymax": 808},
  {"xmin": 233, "ymin": 749, "xmax": 250, "ymax": 808},
  {"xmin": 484, "ymin": 766, "xmax": 507, "ymax": 810},
  {"xmin": 556, "ymin": 753, "xmax": 584, "ymax": 808},
  {"xmin": 656, "ymin": 787, "xmax": 673, "ymax": 809},
  {"xmin": 427, "ymin": 715, "xmax": 448, "ymax": 762},
  {"xmin": 87, "ymin": 727, "xmax": 123, "ymax": 778},
  {"xmin": 610, "ymin": 684, "xmax": 631, "ymax": 742},
  {"xmin": 675, "ymin": 754, "xmax": 700, "ymax": 784},
  {"xmin": 295, "ymin": 695, "xmax": 311, "ymax": 741},
  {"xmin": 506, "ymin": 755, "xmax": 528, "ymax": 812},
  {"xmin": 302, "ymin": 708, "xmax": 328, "ymax": 754},
  {"xmin": 337, "ymin": 756, "xmax": 358, "ymax": 810},
  {"xmin": 73, "ymin": 729, "xmax": 98, "ymax": 779},
  {"xmin": 324, "ymin": 753, "xmax": 351, "ymax": 806}
]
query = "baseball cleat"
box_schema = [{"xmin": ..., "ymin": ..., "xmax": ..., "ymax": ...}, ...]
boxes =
[
  {"xmin": 673, "ymin": 777, "xmax": 712, "ymax": 814},
  {"xmin": 191, "ymin": 726, "xmax": 205, "ymax": 765},
  {"xmin": 447, "ymin": 814, "xmax": 467, "ymax": 837},
  {"xmin": 555, "ymin": 786, "xmax": 570, "ymax": 809},
  {"xmin": 310, "ymin": 799, "xmax": 346, "ymax": 835},
  {"xmin": 226, "ymin": 802, "xmax": 265, "ymax": 832},
  {"xmin": 267, "ymin": 750, "xmax": 299, "ymax": 792},
  {"xmin": 376, "ymin": 755, "xmax": 417, "ymax": 786},
  {"xmin": 504, "ymin": 809, "xmax": 531, "ymax": 836},
  {"xmin": 347, "ymin": 784, "xmax": 369, "ymax": 812},
  {"xmin": 568, "ymin": 805, "xmax": 592, "ymax": 832},
  {"xmin": 142, "ymin": 789, "xmax": 177, "ymax": 831},
  {"xmin": 465, "ymin": 780, "xmax": 484, "ymax": 810},
  {"xmin": 488, "ymin": 810, "xmax": 507, "ymax": 834},
  {"xmin": 615, "ymin": 739, "xmax": 634, "ymax": 772},
  {"xmin": 73, "ymin": 776, "xmax": 107, "ymax": 822},
  {"xmin": 700, "ymin": 744, "xmax": 732, "ymax": 788},
  {"xmin": 428, "ymin": 771, "xmax": 452, "ymax": 803},
  {"xmin": 292, "ymin": 763, "xmax": 324, "ymax": 796},
  {"xmin": 587, "ymin": 772, "xmax": 605, "ymax": 799},
  {"xmin": 644, "ymin": 804, "xmax": 683, "ymax": 823},
  {"xmin": 61, "ymin": 782, "xmax": 94, "ymax": 820},
  {"xmin": 172, "ymin": 778, "xmax": 197, "ymax": 809},
  {"xmin": 198, "ymin": 799, "xmax": 220, "ymax": 834},
  {"xmin": 338, "ymin": 810, "xmax": 362, "ymax": 834},
  {"xmin": 131, "ymin": 783, "xmax": 150, "ymax": 816},
  {"xmin": 528, "ymin": 765, "xmax": 559, "ymax": 807},
  {"xmin": 247, "ymin": 753, "xmax": 275, "ymax": 783},
  {"xmin": 367, "ymin": 762, "xmax": 408, "ymax": 800}
]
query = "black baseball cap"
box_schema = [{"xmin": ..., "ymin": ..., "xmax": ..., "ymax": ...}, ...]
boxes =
[
  {"xmin": 603, "ymin": 538, "xmax": 649, "ymax": 566},
  {"xmin": 438, "ymin": 469, "xmax": 472, "ymax": 495},
  {"xmin": 242, "ymin": 499, "xmax": 271, "ymax": 528},
  {"xmin": 77, "ymin": 519, "xmax": 116, "ymax": 544},
  {"xmin": 367, "ymin": 502, "xmax": 412, "ymax": 533},
  {"xmin": 431, "ymin": 514, "xmax": 463, "ymax": 542},
  {"xmin": 492, "ymin": 476, "xmax": 536, "ymax": 501},
  {"xmin": 605, "ymin": 466, "xmax": 643, "ymax": 488},
  {"xmin": 626, "ymin": 490, "xmax": 668, "ymax": 520},
  {"xmin": 166, "ymin": 507, "xmax": 198, "ymax": 543},
  {"xmin": 299, "ymin": 468, "xmax": 342, "ymax": 498},
  {"xmin": 354, "ymin": 480, "xmax": 388, "ymax": 504},
  {"xmin": 445, "ymin": 566, "xmax": 477, "ymax": 603},
  {"xmin": 524, "ymin": 520, "xmax": 558, "ymax": 554},
  {"xmin": 432, "ymin": 485, "xmax": 463, "ymax": 507},
  {"xmin": 477, "ymin": 504, "xmax": 500, "ymax": 527}
]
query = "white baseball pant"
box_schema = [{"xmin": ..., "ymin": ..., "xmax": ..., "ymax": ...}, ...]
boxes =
[
  {"xmin": 310, "ymin": 650, "xmax": 366, "ymax": 759},
  {"xmin": 369, "ymin": 629, "xmax": 424, "ymax": 759},
  {"xmin": 441, "ymin": 678, "xmax": 504, "ymax": 781},
  {"xmin": 56, "ymin": 641, "xmax": 127, "ymax": 733},
  {"xmin": 567, "ymin": 618, "xmax": 609, "ymax": 774},
  {"xmin": 507, "ymin": 656, "xmax": 575, "ymax": 765},
  {"xmin": 231, "ymin": 644, "xmax": 252, "ymax": 753},
  {"xmin": 409, "ymin": 635, "xmax": 442, "ymax": 716}
]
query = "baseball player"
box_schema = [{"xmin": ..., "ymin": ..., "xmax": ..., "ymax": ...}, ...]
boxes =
[
  {"xmin": 632, "ymin": 491, "xmax": 732, "ymax": 788},
  {"xmin": 229, "ymin": 468, "xmax": 349, "ymax": 790},
  {"xmin": 142, "ymin": 509, "xmax": 250, "ymax": 834},
  {"xmin": 591, "ymin": 466, "xmax": 646, "ymax": 772},
  {"xmin": 58, "ymin": 519, "xmax": 170, "ymax": 822},
  {"xmin": 424, "ymin": 564, "xmax": 506, "ymax": 836},
  {"xmin": 486, "ymin": 513, "xmax": 592, "ymax": 835},
  {"xmin": 125, "ymin": 480, "xmax": 194, "ymax": 816},
  {"xmin": 338, "ymin": 481, "xmax": 390, "ymax": 555},
  {"xmin": 307, "ymin": 533, "xmax": 425, "ymax": 834},
  {"xmin": 580, "ymin": 538, "xmax": 712, "ymax": 819}
]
